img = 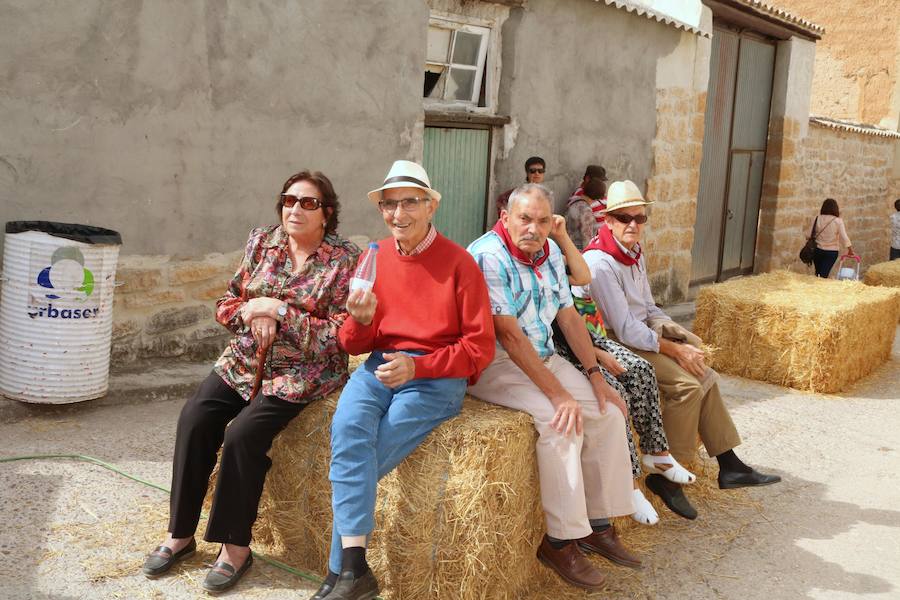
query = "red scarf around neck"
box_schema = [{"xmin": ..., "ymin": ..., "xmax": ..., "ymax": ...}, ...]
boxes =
[
  {"xmin": 584, "ymin": 224, "xmax": 641, "ymax": 266},
  {"xmin": 492, "ymin": 220, "xmax": 550, "ymax": 279}
]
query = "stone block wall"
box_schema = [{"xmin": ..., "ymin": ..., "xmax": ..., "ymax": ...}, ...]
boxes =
[
  {"xmin": 757, "ymin": 119, "xmax": 899, "ymax": 274},
  {"xmin": 642, "ymin": 87, "xmax": 707, "ymax": 303},
  {"xmin": 111, "ymin": 250, "xmax": 243, "ymax": 364}
]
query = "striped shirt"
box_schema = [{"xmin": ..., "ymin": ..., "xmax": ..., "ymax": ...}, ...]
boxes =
[
  {"xmin": 395, "ymin": 224, "xmax": 438, "ymax": 255},
  {"xmin": 467, "ymin": 230, "xmax": 572, "ymax": 358}
]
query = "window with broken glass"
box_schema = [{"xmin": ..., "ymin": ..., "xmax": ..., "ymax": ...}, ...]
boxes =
[{"xmin": 424, "ymin": 21, "xmax": 490, "ymax": 106}]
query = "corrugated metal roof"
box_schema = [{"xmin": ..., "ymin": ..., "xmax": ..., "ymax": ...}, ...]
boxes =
[
  {"xmin": 597, "ymin": 1, "xmax": 711, "ymax": 38},
  {"xmin": 724, "ymin": 0, "xmax": 824, "ymax": 37},
  {"xmin": 809, "ymin": 116, "xmax": 900, "ymax": 140}
]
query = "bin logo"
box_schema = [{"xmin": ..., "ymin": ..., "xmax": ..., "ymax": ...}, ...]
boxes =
[
  {"xmin": 26, "ymin": 246, "xmax": 100, "ymax": 320},
  {"xmin": 37, "ymin": 247, "xmax": 94, "ymax": 300}
]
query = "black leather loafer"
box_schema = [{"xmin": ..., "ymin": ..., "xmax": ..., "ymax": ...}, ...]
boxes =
[
  {"xmin": 645, "ymin": 474, "xmax": 698, "ymax": 520},
  {"xmin": 310, "ymin": 576, "xmax": 337, "ymax": 600},
  {"xmin": 141, "ymin": 538, "xmax": 197, "ymax": 578},
  {"xmin": 327, "ymin": 569, "xmax": 380, "ymax": 600},
  {"xmin": 718, "ymin": 468, "xmax": 782, "ymax": 489},
  {"xmin": 202, "ymin": 552, "xmax": 253, "ymax": 594}
]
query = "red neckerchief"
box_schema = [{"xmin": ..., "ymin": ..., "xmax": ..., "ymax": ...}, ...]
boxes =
[
  {"xmin": 584, "ymin": 225, "xmax": 641, "ymax": 267},
  {"xmin": 492, "ymin": 220, "xmax": 550, "ymax": 279}
]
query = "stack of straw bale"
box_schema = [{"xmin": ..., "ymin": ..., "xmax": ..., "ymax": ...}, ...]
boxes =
[
  {"xmin": 694, "ymin": 270, "xmax": 900, "ymax": 393},
  {"xmin": 206, "ymin": 360, "xmax": 736, "ymax": 599},
  {"xmin": 864, "ymin": 261, "xmax": 900, "ymax": 321}
]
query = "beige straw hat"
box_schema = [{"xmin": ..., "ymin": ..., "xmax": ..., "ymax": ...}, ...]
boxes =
[
  {"xmin": 601, "ymin": 180, "xmax": 654, "ymax": 213},
  {"xmin": 367, "ymin": 160, "xmax": 442, "ymax": 204}
]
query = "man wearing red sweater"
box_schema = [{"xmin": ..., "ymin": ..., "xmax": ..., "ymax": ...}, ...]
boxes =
[{"xmin": 313, "ymin": 160, "xmax": 495, "ymax": 600}]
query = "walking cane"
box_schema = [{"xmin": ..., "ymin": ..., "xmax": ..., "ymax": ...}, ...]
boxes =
[{"xmin": 249, "ymin": 340, "xmax": 273, "ymax": 400}]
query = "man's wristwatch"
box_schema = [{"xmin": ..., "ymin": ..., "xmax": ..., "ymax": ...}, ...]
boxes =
[
  {"xmin": 585, "ymin": 365, "xmax": 602, "ymax": 378},
  {"xmin": 275, "ymin": 302, "xmax": 288, "ymax": 322}
]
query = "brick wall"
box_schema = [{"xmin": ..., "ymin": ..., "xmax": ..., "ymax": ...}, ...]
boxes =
[
  {"xmin": 111, "ymin": 251, "xmax": 242, "ymax": 364},
  {"xmin": 642, "ymin": 87, "xmax": 707, "ymax": 303},
  {"xmin": 757, "ymin": 119, "xmax": 899, "ymax": 274}
]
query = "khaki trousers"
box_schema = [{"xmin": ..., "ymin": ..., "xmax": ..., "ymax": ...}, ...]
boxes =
[
  {"xmin": 468, "ymin": 351, "xmax": 634, "ymax": 539},
  {"xmin": 628, "ymin": 348, "xmax": 742, "ymax": 464}
]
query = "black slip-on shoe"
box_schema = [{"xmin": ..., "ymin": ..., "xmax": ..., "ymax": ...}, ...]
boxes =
[
  {"xmin": 645, "ymin": 473, "xmax": 698, "ymax": 520},
  {"xmin": 718, "ymin": 469, "xmax": 782, "ymax": 489},
  {"xmin": 310, "ymin": 575, "xmax": 337, "ymax": 600},
  {"xmin": 202, "ymin": 551, "xmax": 253, "ymax": 594},
  {"xmin": 141, "ymin": 538, "xmax": 197, "ymax": 578},
  {"xmin": 327, "ymin": 569, "xmax": 380, "ymax": 600}
]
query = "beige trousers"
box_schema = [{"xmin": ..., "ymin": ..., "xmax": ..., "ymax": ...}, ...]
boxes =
[
  {"xmin": 629, "ymin": 348, "xmax": 742, "ymax": 464},
  {"xmin": 468, "ymin": 351, "xmax": 634, "ymax": 539}
]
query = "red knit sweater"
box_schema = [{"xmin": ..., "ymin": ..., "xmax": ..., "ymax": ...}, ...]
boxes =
[{"xmin": 338, "ymin": 233, "xmax": 495, "ymax": 384}]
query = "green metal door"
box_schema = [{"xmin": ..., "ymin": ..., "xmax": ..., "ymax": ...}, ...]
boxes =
[{"xmin": 423, "ymin": 126, "xmax": 490, "ymax": 247}]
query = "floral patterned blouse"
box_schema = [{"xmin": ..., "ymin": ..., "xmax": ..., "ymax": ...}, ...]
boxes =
[{"xmin": 213, "ymin": 225, "xmax": 360, "ymax": 403}]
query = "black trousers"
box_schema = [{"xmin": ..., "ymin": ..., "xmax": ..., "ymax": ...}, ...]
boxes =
[
  {"xmin": 813, "ymin": 248, "xmax": 839, "ymax": 278},
  {"xmin": 167, "ymin": 372, "xmax": 304, "ymax": 546}
]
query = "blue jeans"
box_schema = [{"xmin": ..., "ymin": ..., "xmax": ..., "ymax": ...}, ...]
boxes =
[{"xmin": 327, "ymin": 350, "xmax": 466, "ymax": 574}]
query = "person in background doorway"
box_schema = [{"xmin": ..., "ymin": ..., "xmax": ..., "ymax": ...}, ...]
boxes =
[
  {"xmin": 811, "ymin": 198, "xmax": 853, "ymax": 277},
  {"xmin": 496, "ymin": 156, "xmax": 545, "ymax": 219},
  {"xmin": 890, "ymin": 199, "xmax": 900, "ymax": 260}
]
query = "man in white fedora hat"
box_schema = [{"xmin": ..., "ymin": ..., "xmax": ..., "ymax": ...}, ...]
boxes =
[
  {"xmin": 316, "ymin": 159, "xmax": 495, "ymax": 600},
  {"xmin": 467, "ymin": 183, "xmax": 638, "ymax": 591},
  {"xmin": 573, "ymin": 180, "xmax": 780, "ymax": 517}
]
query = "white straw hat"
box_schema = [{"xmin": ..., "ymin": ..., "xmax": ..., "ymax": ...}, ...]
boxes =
[
  {"xmin": 367, "ymin": 160, "xmax": 442, "ymax": 204},
  {"xmin": 601, "ymin": 180, "xmax": 654, "ymax": 213}
]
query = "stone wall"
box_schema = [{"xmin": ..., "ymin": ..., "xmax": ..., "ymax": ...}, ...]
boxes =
[
  {"xmin": 757, "ymin": 119, "xmax": 899, "ymax": 274},
  {"xmin": 111, "ymin": 251, "xmax": 242, "ymax": 364},
  {"xmin": 641, "ymin": 87, "xmax": 707, "ymax": 303},
  {"xmin": 771, "ymin": 0, "xmax": 900, "ymax": 129}
]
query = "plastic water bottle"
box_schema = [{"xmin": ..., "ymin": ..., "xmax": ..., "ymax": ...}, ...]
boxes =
[{"xmin": 350, "ymin": 242, "xmax": 378, "ymax": 292}]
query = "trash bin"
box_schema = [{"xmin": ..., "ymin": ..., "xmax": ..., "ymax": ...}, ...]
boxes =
[{"xmin": 0, "ymin": 221, "xmax": 122, "ymax": 403}]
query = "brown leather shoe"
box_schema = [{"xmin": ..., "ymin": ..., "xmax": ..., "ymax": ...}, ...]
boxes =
[
  {"xmin": 536, "ymin": 535, "xmax": 606, "ymax": 590},
  {"xmin": 578, "ymin": 526, "xmax": 642, "ymax": 569}
]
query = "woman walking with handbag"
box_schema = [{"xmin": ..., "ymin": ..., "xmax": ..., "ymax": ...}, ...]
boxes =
[{"xmin": 810, "ymin": 198, "xmax": 854, "ymax": 278}]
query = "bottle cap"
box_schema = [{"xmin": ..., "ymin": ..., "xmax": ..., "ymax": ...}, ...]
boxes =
[{"xmin": 368, "ymin": 242, "xmax": 379, "ymax": 250}]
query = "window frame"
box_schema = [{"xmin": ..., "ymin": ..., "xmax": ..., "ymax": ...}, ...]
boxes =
[{"xmin": 425, "ymin": 15, "xmax": 493, "ymax": 108}]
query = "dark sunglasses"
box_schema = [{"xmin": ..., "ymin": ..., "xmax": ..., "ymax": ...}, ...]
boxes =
[
  {"xmin": 609, "ymin": 212, "xmax": 648, "ymax": 225},
  {"xmin": 528, "ymin": 168, "xmax": 545, "ymax": 174},
  {"xmin": 281, "ymin": 194, "xmax": 322, "ymax": 211},
  {"xmin": 378, "ymin": 197, "xmax": 430, "ymax": 213}
]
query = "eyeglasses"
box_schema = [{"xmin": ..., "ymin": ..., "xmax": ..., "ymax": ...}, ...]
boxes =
[
  {"xmin": 528, "ymin": 168, "xmax": 545, "ymax": 174},
  {"xmin": 281, "ymin": 194, "xmax": 322, "ymax": 211},
  {"xmin": 609, "ymin": 212, "xmax": 648, "ymax": 225},
  {"xmin": 378, "ymin": 197, "xmax": 431, "ymax": 213}
]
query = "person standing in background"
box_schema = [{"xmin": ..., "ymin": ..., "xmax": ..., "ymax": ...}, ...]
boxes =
[
  {"xmin": 890, "ymin": 199, "xmax": 900, "ymax": 260},
  {"xmin": 811, "ymin": 198, "xmax": 853, "ymax": 278},
  {"xmin": 496, "ymin": 156, "xmax": 545, "ymax": 219}
]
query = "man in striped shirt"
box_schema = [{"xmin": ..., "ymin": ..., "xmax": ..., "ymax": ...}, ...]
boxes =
[{"xmin": 467, "ymin": 183, "xmax": 638, "ymax": 591}]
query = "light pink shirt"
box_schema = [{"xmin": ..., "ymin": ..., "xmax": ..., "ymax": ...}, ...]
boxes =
[{"xmin": 812, "ymin": 216, "xmax": 851, "ymax": 251}]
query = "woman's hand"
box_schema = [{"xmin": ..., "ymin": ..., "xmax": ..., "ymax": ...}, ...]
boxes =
[
  {"xmin": 347, "ymin": 289, "xmax": 377, "ymax": 326},
  {"xmin": 594, "ymin": 348, "xmax": 626, "ymax": 377},
  {"xmin": 248, "ymin": 315, "xmax": 278, "ymax": 349},
  {"xmin": 375, "ymin": 352, "xmax": 415, "ymax": 388},
  {"xmin": 242, "ymin": 297, "xmax": 284, "ymax": 322}
]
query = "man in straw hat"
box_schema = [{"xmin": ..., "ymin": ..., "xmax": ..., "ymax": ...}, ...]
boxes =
[
  {"xmin": 467, "ymin": 183, "xmax": 639, "ymax": 591},
  {"xmin": 316, "ymin": 160, "xmax": 495, "ymax": 600},
  {"xmin": 574, "ymin": 180, "xmax": 780, "ymax": 517}
]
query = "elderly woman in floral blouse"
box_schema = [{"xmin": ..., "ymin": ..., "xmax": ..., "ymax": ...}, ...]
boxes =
[{"xmin": 141, "ymin": 171, "xmax": 359, "ymax": 594}]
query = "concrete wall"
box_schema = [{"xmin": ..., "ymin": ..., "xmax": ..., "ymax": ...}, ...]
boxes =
[
  {"xmin": 493, "ymin": 0, "xmax": 680, "ymax": 214},
  {"xmin": 771, "ymin": 0, "xmax": 900, "ymax": 130},
  {"xmin": 0, "ymin": 1, "xmax": 428, "ymax": 256}
]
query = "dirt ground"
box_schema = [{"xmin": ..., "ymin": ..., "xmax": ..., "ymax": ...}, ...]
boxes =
[{"xmin": 1, "ymin": 327, "xmax": 898, "ymax": 600}]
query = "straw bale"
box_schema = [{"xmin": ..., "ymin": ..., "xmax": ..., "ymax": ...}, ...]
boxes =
[
  {"xmin": 694, "ymin": 271, "xmax": 900, "ymax": 393},
  {"xmin": 864, "ymin": 261, "xmax": 900, "ymax": 322}
]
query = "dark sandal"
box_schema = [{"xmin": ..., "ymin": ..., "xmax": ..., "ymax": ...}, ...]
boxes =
[
  {"xmin": 202, "ymin": 551, "xmax": 253, "ymax": 594},
  {"xmin": 141, "ymin": 538, "xmax": 197, "ymax": 578}
]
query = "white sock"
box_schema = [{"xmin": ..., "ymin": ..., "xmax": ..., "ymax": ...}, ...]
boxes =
[{"xmin": 631, "ymin": 488, "xmax": 659, "ymax": 525}]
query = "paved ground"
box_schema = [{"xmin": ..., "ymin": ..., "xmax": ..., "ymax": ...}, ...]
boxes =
[{"xmin": 1, "ymin": 324, "xmax": 898, "ymax": 600}]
